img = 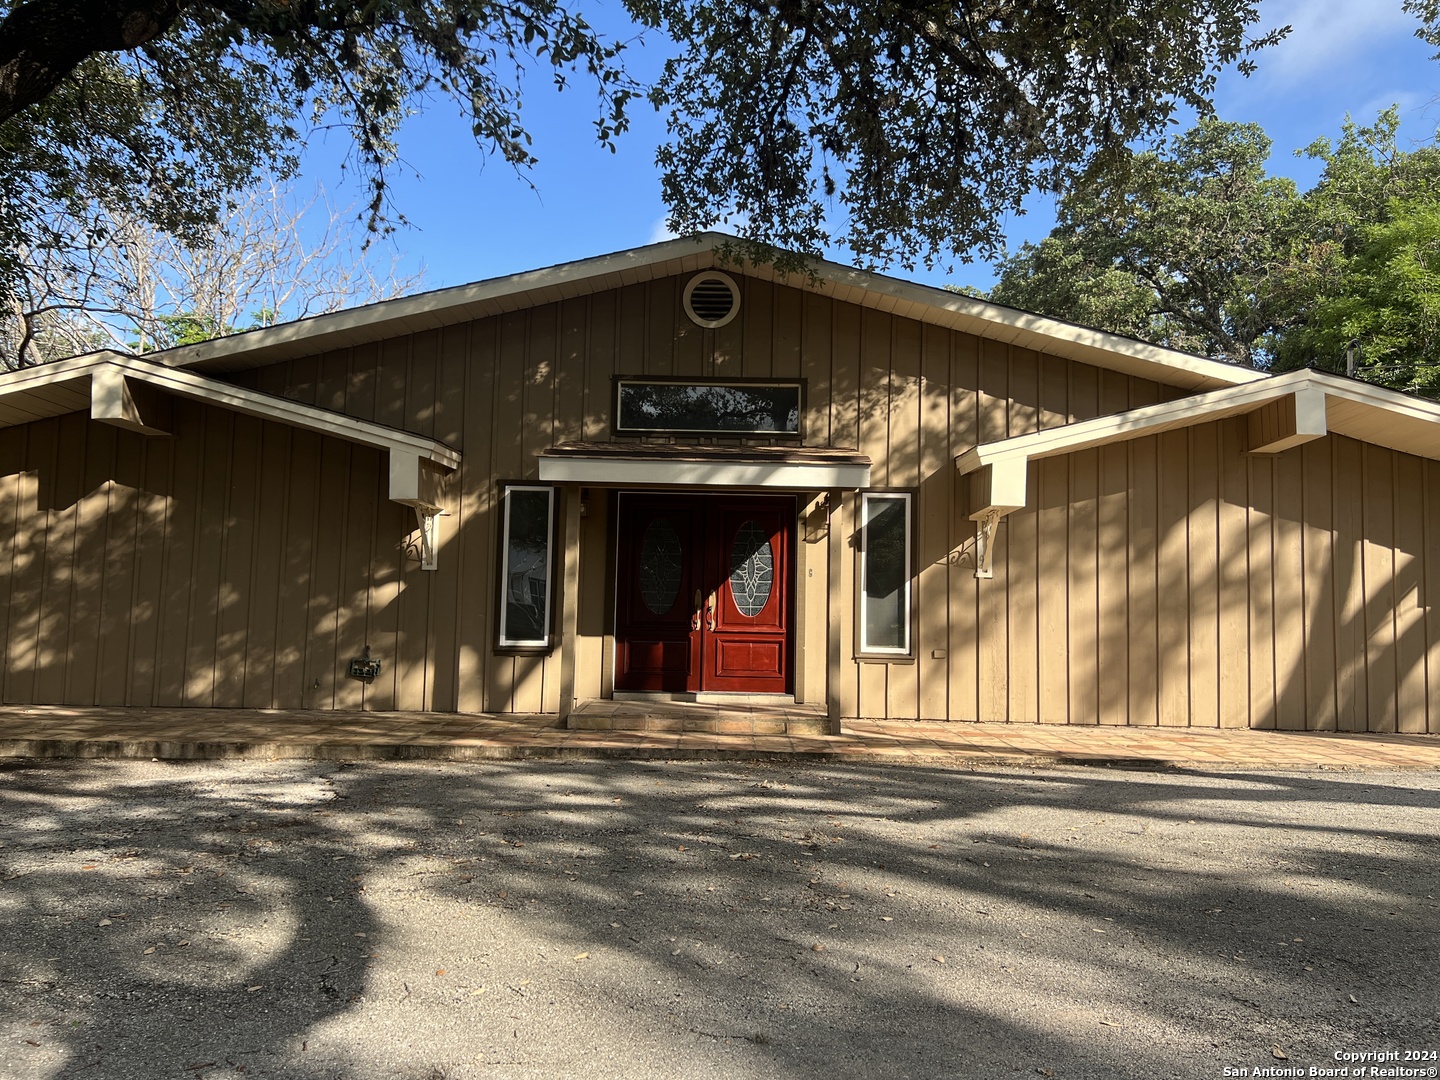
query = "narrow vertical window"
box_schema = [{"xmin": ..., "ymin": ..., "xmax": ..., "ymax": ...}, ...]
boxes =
[
  {"xmin": 859, "ymin": 492, "xmax": 912, "ymax": 655},
  {"xmin": 499, "ymin": 485, "xmax": 555, "ymax": 648}
]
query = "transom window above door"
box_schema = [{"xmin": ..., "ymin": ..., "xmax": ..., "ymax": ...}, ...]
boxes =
[{"xmin": 614, "ymin": 378, "xmax": 802, "ymax": 436}]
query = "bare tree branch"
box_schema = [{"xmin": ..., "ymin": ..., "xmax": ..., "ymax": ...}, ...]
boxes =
[{"xmin": 2, "ymin": 177, "xmax": 424, "ymax": 365}]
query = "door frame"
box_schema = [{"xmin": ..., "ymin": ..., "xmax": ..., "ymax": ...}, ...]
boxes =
[{"xmin": 611, "ymin": 490, "xmax": 798, "ymax": 696}]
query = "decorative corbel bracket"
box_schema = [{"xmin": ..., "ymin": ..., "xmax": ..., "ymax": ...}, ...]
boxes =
[
  {"xmin": 390, "ymin": 449, "xmax": 449, "ymax": 571},
  {"xmin": 973, "ymin": 507, "xmax": 1005, "ymax": 580},
  {"xmin": 958, "ymin": 455, "xmax": 1028, "ymax": 580},
  {"xmin": 414, "ymin": 506, "xmax": 443, "ymax": 571}
]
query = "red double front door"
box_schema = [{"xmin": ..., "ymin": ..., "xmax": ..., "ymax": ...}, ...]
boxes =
[{"xmin": 615, "ymin": 494, "xmax": 794, "ymax": 694}]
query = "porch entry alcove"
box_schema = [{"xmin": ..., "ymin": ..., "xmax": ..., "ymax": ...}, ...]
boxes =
[{"xmin": 537, "ymin": 440, "xmax": 872, "ymax": 729}]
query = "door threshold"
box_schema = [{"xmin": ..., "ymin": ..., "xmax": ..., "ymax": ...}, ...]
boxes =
[{"xmin": 613, "ymin": 691, "xmax": 800, "ymax": 707}]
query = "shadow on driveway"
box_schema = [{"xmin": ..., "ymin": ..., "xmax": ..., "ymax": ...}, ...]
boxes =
[{"xmin": 0, "ymin": 759, "xmax": 1436, "ymax": 1079}]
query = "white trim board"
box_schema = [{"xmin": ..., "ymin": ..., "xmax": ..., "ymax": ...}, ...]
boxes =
[
  {"xmin": 0, "ymin": 352, "xmax": 459, "ymax": 511},
  {"xmin": 956, "ymin": 368, "xmax": 1440, "ymax": 511},
  {"xmin": 537, "ymin": 453, "xmax": 870, "ymax": 490}
]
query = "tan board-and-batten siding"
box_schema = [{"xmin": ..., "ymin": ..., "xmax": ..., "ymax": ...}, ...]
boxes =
[
  {"xmin": 980, "ymin": 426, "xmax": 1440, "ymax": 732},
  {"xmin": 0, "ymin": 270, "xmax": 1435, "ymax": 732},
  {"xmin": 0, "ymin": 404, "xmax": 452, "ymax": 712},
  {"xmin": 221, "ymin": 275, "xmax": 1185, "ymax": 719}
]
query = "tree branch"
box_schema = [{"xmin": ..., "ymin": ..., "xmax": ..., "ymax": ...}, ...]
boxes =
[{"xmin": 0, "ymin": 0, "xmax": 194, "ymax": 123}]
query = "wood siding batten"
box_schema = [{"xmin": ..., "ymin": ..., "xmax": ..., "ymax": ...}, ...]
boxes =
[
  {"xmin": 1423, "ymin": 460, "xmax": 1440, "ymax": 731},
  {"xmin": 1362, "ymin": 444, "xmax": 1398, "ymax": 731},
  {"xmin": 1300, "ymin": 438, "xmax": 1337, "ymax": 731},
  {"xmin": 1006, "ymin": 348, "xmax": 1040, "ymax": 724},
  {"xmin": 1217, "ymin": 419, "xmax": 1250, "ymax": 728},
  {"xmin": 1394, "ymin": 452, "xmax": 1427, "ymax": 732},
  {"xmin": 918, "ymin": 322, "xmax": 951, "ymax": 720}
]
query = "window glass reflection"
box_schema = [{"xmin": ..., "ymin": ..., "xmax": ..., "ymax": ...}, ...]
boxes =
[{"xmin": 617, "ymin": 382, "xmax": 800, "ymax": 434}]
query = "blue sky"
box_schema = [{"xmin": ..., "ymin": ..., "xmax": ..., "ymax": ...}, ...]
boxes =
[{"xmin": 298, "ymin": 0, "xmax": 1440, "ymax": 296}]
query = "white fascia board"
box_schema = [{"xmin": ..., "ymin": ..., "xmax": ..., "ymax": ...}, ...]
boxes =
[
  {"xmin": 538, "ymin": 455, "xmax": 870, "ymax": 489},
  {"xmin": 957, "ymin": 367, "xmax": 1440, "ymax": 480},
  {"xmin": 0, "ymin": 350, "xmax": 116, "ymax": 389},
  {"xmin": 956, "ymin": 369, "xmax": 1316, "ymax": 474},
  {"xmin": 0, "ymin": 352, "xmax": 460, "ymax": 471},
  {"xmin": 153, "ymin": 234, "xmax": 730, "ymax": 370},
  {"xmin": 805, "ymin": 263, "xmax": 1266, "ymax": 391},
  {"xmin": 121, "ymin": 355, "xmax": 460, "ymax": 470}
]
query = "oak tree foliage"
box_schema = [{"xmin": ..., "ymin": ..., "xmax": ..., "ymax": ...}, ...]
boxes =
[
  {"xmin": 988, "ymin": 118, "xmax": 1302, "ymax": 366},
  {"xmin": 649, "ymin": 0, "xmax": 1281, "ymax": 270},
  {"xmin": 1274, "ymin": 112, "xmax": 1440, "ymax": 395},
  {"xmin": 986, "ymin": 108, "xmax": 1440, "ymax": 398},
  {"xmin": 0, "ymin": 0, "xmax": 637, "ymax": 362},
  {"xmin": 0, "ymin": 0, "xmax": 1287, "ymax": 362}
]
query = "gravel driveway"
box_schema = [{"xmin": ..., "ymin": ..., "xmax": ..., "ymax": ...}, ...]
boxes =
[{"xmin": 0, "ymin": 758, "xmax": 1436, "ymax": 1080}]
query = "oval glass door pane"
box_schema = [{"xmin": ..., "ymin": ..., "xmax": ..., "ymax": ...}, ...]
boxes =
[
  {"xmin": 639, "ymin": 518, "xmax": 683, "ymax": 615},
  {"xmin": 728, "ymin": 521, "xmax": 773, "ymax": 618}
]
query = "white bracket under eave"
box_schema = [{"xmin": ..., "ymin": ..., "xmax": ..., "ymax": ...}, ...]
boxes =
[
  {"xmin": 974, "ymin": 508, "xmax": 1004, "ymax": 580},
  {"xmin": 414, "ymin": 506, "xmax": 443, "ymax": 571}
]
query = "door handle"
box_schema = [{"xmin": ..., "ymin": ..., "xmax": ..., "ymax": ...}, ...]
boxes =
[
  {"xmin": 692, "ymin": 589, "xmax": 703, "ymax": 631},
  {"xmin": 706, "ymin": 590, "xmax": 717, "ymax": 633}
]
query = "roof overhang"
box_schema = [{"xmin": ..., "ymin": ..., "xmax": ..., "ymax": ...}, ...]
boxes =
[
  {"xmin": 537, "ymin": 442, "xmax": 871, "ymax": 489},
  {"xmin": 956, "ymin": 368, "xmax": 1440, "ymax": 519},
  {"xmin": 0, "ymin": 352, "xmax": 459, "ymax": 516},
  {"xmin": 151, "ymin": 233, "xmax": 1264, "ymax": 395}
]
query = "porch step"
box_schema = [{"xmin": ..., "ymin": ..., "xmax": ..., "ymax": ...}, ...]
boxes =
[{"xmin": 568, "ymin": 700, "xmax": 829, "ymax": 737}]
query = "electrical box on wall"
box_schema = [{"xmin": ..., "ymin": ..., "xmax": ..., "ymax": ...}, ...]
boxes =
[{"xmin": 348, "ymin": 647, "xmax": 381, "ymax": 682}]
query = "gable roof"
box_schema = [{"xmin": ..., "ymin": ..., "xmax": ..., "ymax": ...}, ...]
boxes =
[{"xmin": 150, "ymin": 233, "xmax": 1266, "ymax": 394}]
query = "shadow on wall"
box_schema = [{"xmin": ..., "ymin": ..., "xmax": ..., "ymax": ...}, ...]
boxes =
[
  {"xmin": 1006, "ymin": 418, "xmax": 1434, "ymax": 734},
  {"xmin": 0, "ymin": 408, "xmax": 433, "ymax": 713},
  {"xmin": 1, "ymin": 416, "xmax": 176, "ymax": 514}
]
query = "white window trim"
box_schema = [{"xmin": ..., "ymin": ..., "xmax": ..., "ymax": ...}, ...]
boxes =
[
  {"xmin": 858, "ymin": 491, "xmax": 912, "ymax": 657},
  {"xmin": 498, "ymin": 485, "xmax": 556, "ymax": 649}
]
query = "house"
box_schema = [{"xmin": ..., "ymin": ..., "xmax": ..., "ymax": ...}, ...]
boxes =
[{"xmin": 1, "ymin": 233, "xmax": 1438, "ymax": 734}]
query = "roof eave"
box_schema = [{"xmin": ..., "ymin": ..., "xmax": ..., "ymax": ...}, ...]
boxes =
[
  {"xmin": 0, "ymin": 352, "xmax": 459, "ymax": 474},
  {"xmin": 148, "ymin": 232, "xmax": 1260, "ymax": 393},
  {"xmin": 958, "ymin": 369, "xmax": 1440, "ymax": 480}
]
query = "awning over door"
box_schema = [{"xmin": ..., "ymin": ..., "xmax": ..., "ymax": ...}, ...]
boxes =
[{"xmin": 537, "ymin": 441, "xmax": 871, "ymax": 489}]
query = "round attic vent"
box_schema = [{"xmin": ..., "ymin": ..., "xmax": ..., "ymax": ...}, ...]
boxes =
[{"xmin": 683, "ymin": 272, "xmax": 741, "ymax": 328}]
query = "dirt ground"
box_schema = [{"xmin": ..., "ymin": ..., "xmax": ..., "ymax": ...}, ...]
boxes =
[{"xmin": 0, "ymin": 757, "xmax": 1436, "ymax": 1080}]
